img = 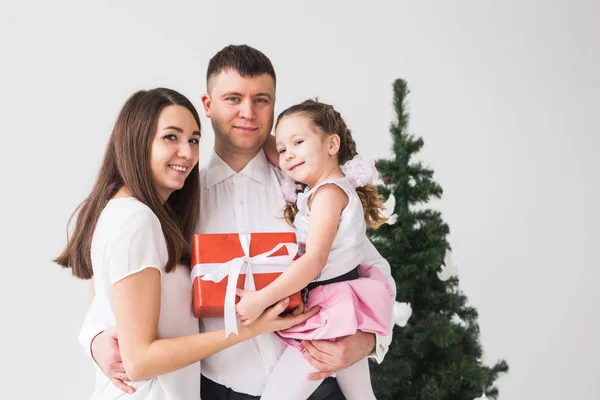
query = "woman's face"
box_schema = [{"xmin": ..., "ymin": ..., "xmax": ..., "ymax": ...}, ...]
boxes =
[{"xmin": 150, "ymin": 105, "xmax": 200, "ymax": 202}]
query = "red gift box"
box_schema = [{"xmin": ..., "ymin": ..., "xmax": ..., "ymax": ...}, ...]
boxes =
[{"xmin": 190, "ymin": 232, "xmax": 302, "ymax": 334}]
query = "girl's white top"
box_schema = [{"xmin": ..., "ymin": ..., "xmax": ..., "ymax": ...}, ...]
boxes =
[
  {"xmin": 87, "ymin": 197, "xmax": 199, "ymax": 399},
  {"xmin": 295, "ymin": 177, "xmax": 366, "ymax": 282}
]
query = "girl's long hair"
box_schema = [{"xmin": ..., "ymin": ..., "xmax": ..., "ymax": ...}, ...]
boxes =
[
  {"xmin": 54, "ymin": 88, "xmax": 201, "ymax": 279},
  {"xmin": 277, "ymin": 99, "xmax": 387, "ymax": 229}
]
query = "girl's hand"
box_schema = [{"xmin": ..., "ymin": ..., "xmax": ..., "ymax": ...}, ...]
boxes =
[
  {"xmin": 235, "ymin": 289, "xmax": 270, "ymax": 325},
  {"xmin": 248, "ymin": 297, "xmax": 321, "ymax": 335}
]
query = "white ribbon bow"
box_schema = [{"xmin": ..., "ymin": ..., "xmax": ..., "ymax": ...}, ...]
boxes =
[{"xmin": 190, "ymin": 233, "xmax": 298, "ymax": 337}]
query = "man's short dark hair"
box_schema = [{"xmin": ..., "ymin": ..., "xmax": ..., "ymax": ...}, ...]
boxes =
[{"xmin": 206, "ymin": 44, "xmax": 276, "ymax": 87}]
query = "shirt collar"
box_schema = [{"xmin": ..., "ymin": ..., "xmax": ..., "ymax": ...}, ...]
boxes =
[{"xmin": 204, "ymin": 149, "xmax": 271, "ymax": 189}]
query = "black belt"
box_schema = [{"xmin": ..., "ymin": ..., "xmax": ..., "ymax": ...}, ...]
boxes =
[
  {"xmin": 201, "ymin": 375, "xmax": 345, "ymax": 399},
  {"xmin": 201, "ymin": 375, "xmax": 260, "ymax": 400},
  {"xmin": 306, "ymin": 266, "xmax": 359, "ymax": 292}
]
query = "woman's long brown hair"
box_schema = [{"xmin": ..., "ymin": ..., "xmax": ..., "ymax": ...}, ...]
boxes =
[
  {"xmin": 278, "ymin": 99, "xmax": 387, "ymax": 229},
  {"xmin": 54, "ymin": 88, "xmax": 201, "ymax": 279}
]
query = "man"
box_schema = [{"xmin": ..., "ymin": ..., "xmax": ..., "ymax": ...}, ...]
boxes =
[{"xmin": 81, "ymin": 45, "xmax": 394, "ymax": 399}]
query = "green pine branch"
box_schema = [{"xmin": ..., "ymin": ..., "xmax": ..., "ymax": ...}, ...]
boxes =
[{"xmin": 368, "ymin": 79, "xmax": 508, "ymax": 399}]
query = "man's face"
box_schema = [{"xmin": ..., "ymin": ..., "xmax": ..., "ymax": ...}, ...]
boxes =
[{"xmin": 202, "ymin": 69, "xmax": 275, "ymax": 155}]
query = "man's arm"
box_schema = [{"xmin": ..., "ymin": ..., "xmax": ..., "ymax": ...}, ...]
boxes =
[
  {"xmin": 302, "ymin": 237, "xmax": 395, "ymax": 379},
  {"xmin": 79, "ymin": 279, "xmax": 110, "ymax": 359},
  {"xmin": 362, "ymin": 238, "xmax": 395, "ymax": 362},
  {"xmin": 78, "ymin": 310, "xmax": 111, "ymax": 359},
  {"xmin": 79, "ymin": 281, "xmax": 135, "ymax": 394}
]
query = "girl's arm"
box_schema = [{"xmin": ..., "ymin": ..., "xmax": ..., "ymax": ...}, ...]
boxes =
[
  {"xmin": 236, "ymin": 184, "xmax": 348, "ymax": 320},
  {"xmin": 113, "ymin": 267, "xmax": 319, "ymax": 382}
]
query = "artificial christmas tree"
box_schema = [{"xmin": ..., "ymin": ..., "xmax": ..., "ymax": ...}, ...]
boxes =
[{"xmin": 369, "ymin": 79, "xmax": 508, "ymax": 399}]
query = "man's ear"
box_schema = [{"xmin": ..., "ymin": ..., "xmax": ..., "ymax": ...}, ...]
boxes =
[
  {"xmin": 200, "ymin": 94, "xmax": 211, "ymax": 118},
  {"xmin": 328, "ymin": 134, "xmax": 341, "ymax": 156}
]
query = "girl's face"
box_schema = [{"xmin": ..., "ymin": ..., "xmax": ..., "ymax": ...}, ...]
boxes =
[
  {"xmin": 275, "ymin": 114, "xmax": 334, "ymax": 187},
  {"xmin": 150, "ymin": 105, "xmax": 201, "ymax": 202}
]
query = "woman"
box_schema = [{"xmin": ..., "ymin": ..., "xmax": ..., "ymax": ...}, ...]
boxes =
[{"xmin": 55, "ymin": 88, "xmax": 317, "ymax": 399}]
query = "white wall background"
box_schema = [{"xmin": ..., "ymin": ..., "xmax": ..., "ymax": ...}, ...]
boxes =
[{"xmin": 1, "ymin": 1, "xmax": 598, "ymax": 398}]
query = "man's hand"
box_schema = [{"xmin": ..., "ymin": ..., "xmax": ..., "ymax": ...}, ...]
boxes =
[
  {"xmin": 262, "ymin": 134, "xmax": 280, "ymax": 168},
  {"xmin": 236, "ymin": 288, "xmax": 270, "ymax": 325},
  {"xmin": 301, "ymin": 331, "xmax": 375, "ymax": 380},
  {"xmin": 91, "ymin": 328, "xmax": 135, "ymax": 394}
]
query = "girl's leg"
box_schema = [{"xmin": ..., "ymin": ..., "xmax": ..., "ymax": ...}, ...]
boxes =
[
  {"xmin": 261, "ymin": 346, "xmax": 323, "ymax": 400},
  {"xmin": 335, "ymin": 358, "xmax": 376, "ymax": 400}
]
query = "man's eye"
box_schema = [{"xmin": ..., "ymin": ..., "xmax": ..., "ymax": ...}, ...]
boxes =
[
  {"xmin": 225, "ymin": 97, "xmax": 239, "ymax": 102},
  {"xmin": 255, "ymin": 98, "xmax": 268, "ymax": 104}
]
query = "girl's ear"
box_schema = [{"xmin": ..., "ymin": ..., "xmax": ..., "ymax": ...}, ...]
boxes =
[{"xmin": 328, "ymin": 134, "xmax": 341, "ymax": 157}]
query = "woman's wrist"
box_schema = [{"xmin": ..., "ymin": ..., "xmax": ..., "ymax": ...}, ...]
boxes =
[{"xmin": 237, "ymin": 323, "xmax": 262, "ymax": 339}]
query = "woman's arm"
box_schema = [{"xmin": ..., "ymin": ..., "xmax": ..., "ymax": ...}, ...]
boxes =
[
  {"xmin": 113, "ymin": 267, "xmax": 317, "ymax": 382},
  {"xmin": 236, "ymin": 184, "xmax": 348, "ymax": 320}
]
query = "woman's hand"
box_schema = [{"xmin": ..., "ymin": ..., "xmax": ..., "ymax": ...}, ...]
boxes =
[{"xmin": 248, "ymin": 297, "xmax": 320, "ymax": 335}]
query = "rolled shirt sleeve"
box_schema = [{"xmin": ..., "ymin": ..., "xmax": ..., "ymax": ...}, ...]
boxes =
[{"xmin": 363, "ymin": 237, "xmax": 395, "ymax": 363}]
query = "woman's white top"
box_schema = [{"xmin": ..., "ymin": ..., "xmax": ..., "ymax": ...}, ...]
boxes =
[
  {"xmin": 295, "ymin": 177, "xmax": 366, "ymax": 282},
  {"xmin": 87, "ymin": 197, "xmax": 199, "ymax": 399}
]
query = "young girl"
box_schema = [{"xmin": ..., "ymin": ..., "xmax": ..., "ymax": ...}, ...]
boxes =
[
  {"xmin": 235, "ymin": 99, "xmax": 394, "ymax": 400},
  {"xmin": 55, "ymin": 88, "xmax": 318, "ymax": 400}
]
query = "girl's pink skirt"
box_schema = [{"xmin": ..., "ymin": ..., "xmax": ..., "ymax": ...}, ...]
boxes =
[{"xmin": 277, "ymin": 264, "xmax": 394, "ymax": 350}]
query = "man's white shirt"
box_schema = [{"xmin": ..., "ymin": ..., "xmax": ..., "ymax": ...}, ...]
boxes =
[{"xmin": 79, "ymin": 149, "xmax": 395, "ymax": 396}]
